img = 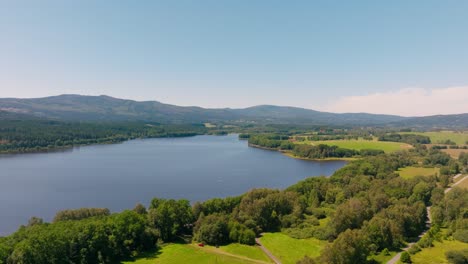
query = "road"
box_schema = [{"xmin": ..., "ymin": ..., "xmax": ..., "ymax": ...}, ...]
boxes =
[{"xmin": 386, "ymin": 174, "xmax": 467, "ymax": 264}]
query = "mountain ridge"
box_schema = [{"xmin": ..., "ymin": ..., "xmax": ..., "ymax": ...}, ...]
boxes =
[{"xmin": 0, "ymin": 94, "xmax": 466, "ymax": 128}]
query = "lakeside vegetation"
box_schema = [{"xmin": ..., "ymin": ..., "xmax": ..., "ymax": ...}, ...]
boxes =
[{"xmin": 0, "ymin": 120, "xmax": 211, "ymax": 154}]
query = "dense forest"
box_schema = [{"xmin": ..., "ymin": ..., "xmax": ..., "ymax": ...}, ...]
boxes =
[
  {"xmin": 0, "ymin": 120, "xmax": 210, "ymax": 153},
  {"xmin": 0, "ymin": 146, "xmax": 466, "ymax": 263}
]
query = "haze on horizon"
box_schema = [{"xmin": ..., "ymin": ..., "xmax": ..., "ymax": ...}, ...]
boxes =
[{"xmin": 1, "ymin": 1, "xmax": 468, "ymax": 117}]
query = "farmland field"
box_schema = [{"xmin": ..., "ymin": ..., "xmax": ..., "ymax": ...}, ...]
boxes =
[
  {"xmin": 401, "ymin": 131, "xmax": 468, "ymax": 145},
  {"xmin": 258, "ymin": 233, "xmax": 327, "ymax": 264},
  {"xmin": 297, "ymin": 139, "xmax": 411, "ymax": 153},
  {"xmin": 397, "ymin": 167, "xmax": 440, "ymax": 179}
]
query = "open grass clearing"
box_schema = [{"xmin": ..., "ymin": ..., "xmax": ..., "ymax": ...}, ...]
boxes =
[
  {"xmin": 397, "ymin": 167, "xmax": 440, "ymax": 179},
  {"xmin": 410, "ymin": 239, "xmax": 468, "ymax": 264},
  {"xmin": 204, "ymin": 123, "xmax": 217, "ymax": 128},
  {"xmin": 401, "ymin": 131, "xmax": 468, "ymax": 145},
  {"xmin": 454, "ymin": 176, "xmax": 468, "ymax": 190},
  {"xmin": 441, "ymin": 148, "xmax": 468, "ymax": 159},
  {"xmin": 297, "ymin": 139, "xmax": 412, "ymax": 153},
  {"xmin": 123, "ymin": 243, "xmax": 268, "ymax": 264},
  {"xmin": 218, "ymin": 244, "xmax": 273, "ymax": 263},
  {"xmin": 258, "ymin": 233, "xmax": 327, "ymax": 264},
  {"xmin": 368, "ymin": 250, "xmax": 398, "ymax": 263}
]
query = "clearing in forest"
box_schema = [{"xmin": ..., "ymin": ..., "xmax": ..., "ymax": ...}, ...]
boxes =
[{"xmin": 397, "ymin": 167, "xmax": 440, "ymax": 179}]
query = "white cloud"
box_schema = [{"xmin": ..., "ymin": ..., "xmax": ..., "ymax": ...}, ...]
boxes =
[{"xmin": 322, "ymin": 87, "xmax": 468, "ymax": 117}]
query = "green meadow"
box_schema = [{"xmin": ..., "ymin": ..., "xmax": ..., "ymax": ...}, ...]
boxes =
[
  {"xmin": 397, "ymin": 166, "xmax": 440, "ymax": 179},
  {"xmin": 299, "ymin": 139, "xmax": 411, "ymax": 153},
  {"xmin": 123, "ymin": 243, "xmax": 271, "ymax": 264},
  {"xmin": 258, "ymin": 233, "xmax": 327, "ymax": 264},
  {"xmin": 401, "ymin": 131, "xmax": 468, "ymax": 145},
  {"xmin": 410, "ymin": 239, "xmax": 468, "ymax": 264}
]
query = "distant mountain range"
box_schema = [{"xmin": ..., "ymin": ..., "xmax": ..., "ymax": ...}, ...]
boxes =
[{"xmin": 0, "ymin": 94, "xmax": 467, "ymax": 128}]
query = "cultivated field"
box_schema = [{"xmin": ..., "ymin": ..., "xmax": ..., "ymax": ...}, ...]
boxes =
[
  {"xmin": 258, "ymin": 233, "xmax": 327, "ymax": 264},
  {"xmin": 298, "ymin": 139, "xmax": 411, "ymax": 153},
  {"xmin": 397, "ymin": 167, "xmax": 440, "ymax": 179}
]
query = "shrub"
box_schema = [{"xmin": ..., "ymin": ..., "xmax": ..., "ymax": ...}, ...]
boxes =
[
  {"xmin": 453, "ymin": 229, "xmax": 468, "ymax": 243},
  {"xmin": 445, "ymin": 249, "xmax": 468, "ymax": 264},
  {"xmin": 400, "ymin": 251, "xmax": 412, "ymax": 263}
]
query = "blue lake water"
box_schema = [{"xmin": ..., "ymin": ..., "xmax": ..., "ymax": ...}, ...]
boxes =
[{"xmin": 0, "ymin": 134, "xmax": 346, "ymax": 235}]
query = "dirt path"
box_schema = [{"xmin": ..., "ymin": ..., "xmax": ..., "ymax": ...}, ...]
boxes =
[
  {"xmin": 255, "ymin": 237, "xmax": 282, "ymax": 264},
  {"xmin": 386, "ymin": 174, "xmax": 467, "ymax": 264},
  {"xmin": 189, "ymin": 244, "xmax": 272, "ymax": 264},
  {"xmin": 446, "ymin": 174, "xmax": 468, "ymax": 193}
]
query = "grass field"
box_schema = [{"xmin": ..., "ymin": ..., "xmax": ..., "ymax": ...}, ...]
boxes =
[
  {"xmin": 124, "ymin": 243, "xmax": 270, "ymax": 264},
  {"xmin": 258, "ymin": 233, "xmax": 327, "ymax": 264},
  {"xmin": 368, "ymin": 250, "xmax": 398, "ymax": 263},
  {"xmin": 401, "ymin": 131, "xmax": 468, "ymax": 145},
  {"xmin": 397, "ymin": 167, "xmax": 440, "ymax": 179},
  {"xmin": 441, "ymin": 148, "xmax": 468, "ymax": 158},
  {"xmin": 299, "ymin": 139, "xmax": 412, "ymax": 153},
  {"xmin": 410, "ymin": 239, "xmax": 468, "ymax": 264},
  {"xmin": 219, "ymin": 244, "xmax": 272, "ymax": 263},
  {"xmin": 454, "ymin": 177, "xmax": 468, "ymax": 189}
]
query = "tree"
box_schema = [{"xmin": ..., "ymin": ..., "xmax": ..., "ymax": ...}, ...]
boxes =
[
  {"xmin": 133, "ymin": 203, "xmax": 147, "ymax": 214},
  {"xmin": 320, "ymin": 229, "xmax": 369, "ymax": 264},
  {"xmin": 148, "ymin": 198, "xmax": 193, "ymax": 242},
  {"xmin": 194, "ymin": 214, "xmax": 229, "ymax": 245}
]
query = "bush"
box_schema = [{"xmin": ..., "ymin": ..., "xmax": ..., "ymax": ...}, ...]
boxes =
[
  {"xmin": 453, "ymin": 229, "xmax": 468, "ymax": 243},
  {"xmin": 445, "ymin": 249, "xmax": 468, "ymax": 264},
  {"xmin": 400, "ymin": 251, "xmax": 412, "ymax": 263}
]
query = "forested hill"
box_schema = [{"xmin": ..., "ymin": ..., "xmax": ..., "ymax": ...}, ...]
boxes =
[
  {"xmin": 390, "ymin": 113, "xmax": 468, "ymax": 129},
  {"xmin": 0, "ymin": 94, "xmax": 404, "ymax": 125},
  {"xmin": 0, "ymin": 94, "xmax": 467, "ymax": 127}
]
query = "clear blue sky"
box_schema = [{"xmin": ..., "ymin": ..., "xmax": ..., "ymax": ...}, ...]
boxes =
[{"xmin": 1, "ymin": 1, "xmax": 468, "ymax": 115}]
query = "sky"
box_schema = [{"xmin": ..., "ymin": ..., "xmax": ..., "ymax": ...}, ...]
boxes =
[{"xmin": 1, "ymin": 1, "xmax": 468, "ymax": 116}]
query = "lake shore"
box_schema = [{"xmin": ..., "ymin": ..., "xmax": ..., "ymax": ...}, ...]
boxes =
[{"xmin": 247, "ymin": 143, "xmax": 356, "ymax": 162}]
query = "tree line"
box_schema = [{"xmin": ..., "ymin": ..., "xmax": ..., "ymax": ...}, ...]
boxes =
[
  {"xmin": 247, "ymin": 134, "xmax": 384, "ymax": 158},
  {"xmin": 0, "ymin": 120, "xmax": 209, "ymax": 153}
]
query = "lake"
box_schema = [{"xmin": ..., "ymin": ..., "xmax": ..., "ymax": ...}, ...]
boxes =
[{"xmin": 0, "ymin": 134, "xmax": 346, "ymax": 235}]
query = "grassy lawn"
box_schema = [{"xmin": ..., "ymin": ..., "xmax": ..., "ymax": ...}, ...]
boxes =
[
  {"xmin": 298, "ymin": 139, "xmax": 412, "ymax": 153},
  {"xmin": 259, "ymin": 233, "xmax": 327, "ymax": 264},
  {"xmin": 397, "ymin": 167, "xmax": 440, "ymax": 179},
  {"xmin": 218, "ymin": 244, "xmax": 272, "ymax": 263},
  {"xmin": 368, "ymin": 250, "xmax": 398, "ymax": 263},
  {"xmin": 123, "ymin": 243, "xmax": 267, "ymax": 264},
  {"xmin": 410, "ymin": 239, "xmax": 468, "ymax": 264},
  {"xmin": 401, "ymin": 131, "xmax": 468, "ymax": 145}
]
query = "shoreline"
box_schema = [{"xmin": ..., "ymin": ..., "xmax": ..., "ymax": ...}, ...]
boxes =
[
  {"xmin": 0, "ymin": 134, "xmax": 202, "ymax": 156},
  {"xmin": 247, "ymin": 143, "xmax": 356, "ymax": 162}
]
